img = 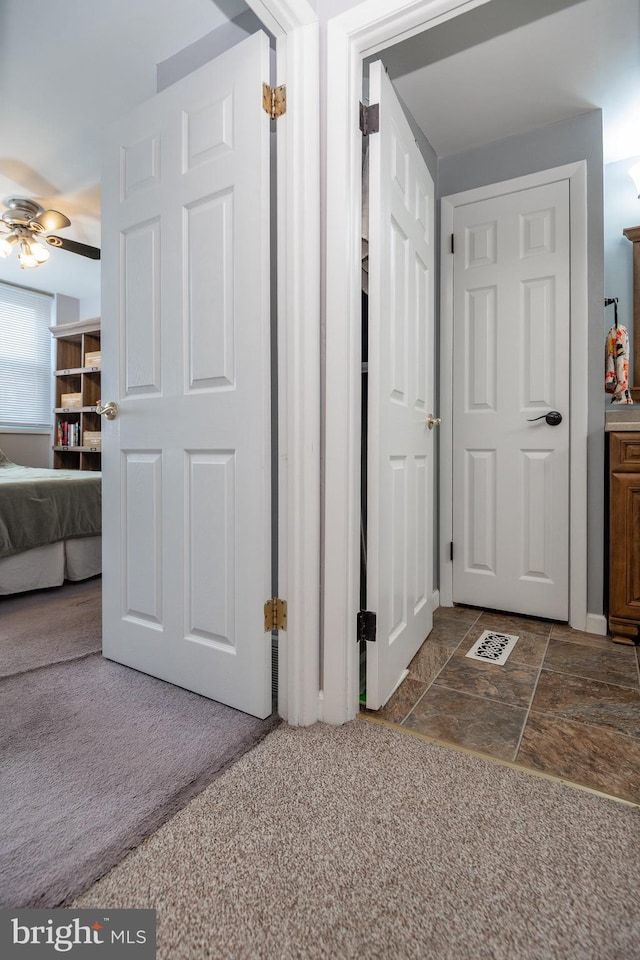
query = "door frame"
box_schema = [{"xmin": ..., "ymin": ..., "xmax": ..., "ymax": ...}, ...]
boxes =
[
  {"xmin": 237, "ymin": 0, "xmax": 320, "ymax": 724},
  {"xmin": 322, "ymin": 0, "xmax": 495, "ymax": 726},
  {"xmin": 439, "ymin": 163, "xmax": 588, "ymax": 631}
]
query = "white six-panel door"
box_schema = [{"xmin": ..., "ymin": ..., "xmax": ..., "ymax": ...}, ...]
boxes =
[
  {"xmin": 101, "ymin": 32, "xmax": 273, "ymax": 718},
  {"xmin": 366, "ymin": 61, "xmax": 435, "ymax": 710},
  {"xmin": 452, "ymin": 179, "xmax": 570, "ymax": 620}
]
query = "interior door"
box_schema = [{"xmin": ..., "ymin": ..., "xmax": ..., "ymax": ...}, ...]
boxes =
[
  {"xmin": 365, "ymin": 61, "xmax": 436, "ymax": 710},
  {"xmin": 452, "ymin": 179, "xmax": 570, "ymax": 620},
  {"xmin": 100, "ymin": 32, "xmax": 273, "ymax": 718}
]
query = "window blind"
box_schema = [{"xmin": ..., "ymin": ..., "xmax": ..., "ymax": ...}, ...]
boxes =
[{"xmin": 0, "ymin": 283, "xmax": 53, "ymax": 430}]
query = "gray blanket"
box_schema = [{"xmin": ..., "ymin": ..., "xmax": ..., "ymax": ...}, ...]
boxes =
[{"xmin": 0, "ymin": 455, "xmax": 101, "ymax": 559}]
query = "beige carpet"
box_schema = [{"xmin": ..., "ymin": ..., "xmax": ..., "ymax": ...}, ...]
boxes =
[{"xmin": 74, "ymin": 718, "xmax": 640, "ymax": 959}]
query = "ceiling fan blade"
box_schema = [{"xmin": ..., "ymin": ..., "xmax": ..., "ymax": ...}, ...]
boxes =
[
  {"xmin": 45, "ymin": 235, "xmax": 100, "ymax": 260},
  {"xmin": 32, "ymin": 209, "xmax": 71, "ymax": 232}
]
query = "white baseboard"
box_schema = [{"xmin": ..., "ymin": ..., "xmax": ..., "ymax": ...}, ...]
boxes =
[{"xmin": 585, "ymin": 613, "xmax": 608, "ymax": 636}]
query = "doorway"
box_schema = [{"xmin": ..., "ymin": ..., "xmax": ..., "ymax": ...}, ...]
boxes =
[{"xmin": 322, "ymin": 0, "xmax": 597, "ymax": 725}]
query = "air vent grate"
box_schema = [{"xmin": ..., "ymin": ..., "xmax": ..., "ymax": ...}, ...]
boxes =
[{"xmin": 465, "ymin": 630, "xmax": 519, "ymax": 666}]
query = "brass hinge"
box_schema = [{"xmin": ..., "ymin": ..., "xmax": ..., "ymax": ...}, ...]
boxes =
[
  {"xmin": 264, "ymin": 597, "xmax": 288, "ymax": 632},
  {"xmin": 263, "ymin": 82, "xmax": 286, "ymax": 119},
  {"xmin": 359, "ymin": 102, "xmax": 380, "ymax": 136}
]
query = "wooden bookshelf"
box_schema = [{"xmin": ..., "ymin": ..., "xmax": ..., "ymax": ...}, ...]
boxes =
[{"xmin": 50, "ymin": 319, "xmax": 102, "ymax": 471}]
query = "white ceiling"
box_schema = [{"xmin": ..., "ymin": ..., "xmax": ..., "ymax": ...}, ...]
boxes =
[
  {"xmin": 0, "ymin": 0, "xmax": 246, "ymax": 312},
  {"xmin": 0, "ymin": 0, "xmax": 637, "ymax": 311},
  {"xmin": 383, "ymin": 0, "xmax": 640, "ymax": 163}
]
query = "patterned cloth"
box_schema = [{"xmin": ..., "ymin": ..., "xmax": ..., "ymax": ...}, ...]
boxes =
[{"xmin": 605, "ymin": 324, "xmax": 634, "ymax": 404}]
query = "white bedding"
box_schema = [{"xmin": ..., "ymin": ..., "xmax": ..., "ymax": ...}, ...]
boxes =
[{"xmin": 0, "ymin": 536, "xmax": 102, "ymax": 595}]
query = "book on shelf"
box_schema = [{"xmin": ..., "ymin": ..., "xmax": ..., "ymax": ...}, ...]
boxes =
[{"xmin": 56, "ymin": 420, "xmax": 80, "ymax": 447}]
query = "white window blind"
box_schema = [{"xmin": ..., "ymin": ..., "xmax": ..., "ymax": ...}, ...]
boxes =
[{"xmin": 0, "ymin": 283, "xmax": 53, "ymax": 430}]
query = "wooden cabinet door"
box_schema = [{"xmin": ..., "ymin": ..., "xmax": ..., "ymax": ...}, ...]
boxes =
[
  {"xmin": 610, "ymin": 469, "xmax": 640, "ymax": 620},
  {"xmin": 609, "ymin": 433, "xmax": 640, "ymax": 632}
]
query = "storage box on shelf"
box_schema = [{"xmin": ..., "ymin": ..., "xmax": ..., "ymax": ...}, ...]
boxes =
[
  {"xmin": 82, "ymin": 431, "xmax": 102, "ymax": 450},
  {"xmin": 61, "ymin": 393, "xmax": 82, "ymax": 408},
  {"xmin": 85, "ymin": 350, "xmax": 101, "ymax": 368},
  {"xmin": 51, "ymin": 319, "xmax": 102, "ymax": 472}
]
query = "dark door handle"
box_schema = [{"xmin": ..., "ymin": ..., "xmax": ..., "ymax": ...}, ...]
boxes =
[{"xmin": 527, "ymin": 410, "xmax": 562, "ymax": 426}]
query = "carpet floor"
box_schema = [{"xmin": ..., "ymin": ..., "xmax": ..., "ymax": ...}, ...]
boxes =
[
  {"xmin": 0, "ymin": 577, "xmax": 101, "ymax": 677},
  {"xmin": 73, "ymin": 718, "xmax": 640, "ymax": 960},
  {"xmin": 0, "ymin": 652, "xmax": 278, "ymax": 908}
]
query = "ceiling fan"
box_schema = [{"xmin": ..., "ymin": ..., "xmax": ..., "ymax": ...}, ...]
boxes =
[{"xmin": 0, "ymin": 197, "xmax": 100, "ymax": 269}]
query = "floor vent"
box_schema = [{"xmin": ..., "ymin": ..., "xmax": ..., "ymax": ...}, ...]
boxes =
[{"xmin": 465, "ymin": 630, "xmax": 519, "ymax": 666}]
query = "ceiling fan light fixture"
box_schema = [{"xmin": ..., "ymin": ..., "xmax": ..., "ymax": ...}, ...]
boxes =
[
  {"xmin": 0, "ymin": 234, "xmax": 19, "ymax": 257},
  {"xmin": 0, "ymin": 198, "xmax": 101, "ymax": 264},
  {"xmin": 18, "ymin": 240, "xmax": 38, "ymax": 269},
  {"xmin": 30, "ymin": 240, "xmax": 50, "ymax": 263}
]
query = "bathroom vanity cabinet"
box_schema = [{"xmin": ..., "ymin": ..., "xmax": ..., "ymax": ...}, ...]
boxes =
[{"xmin": 609, "ymin": 430, "xmax": 640, "ymax": 644}]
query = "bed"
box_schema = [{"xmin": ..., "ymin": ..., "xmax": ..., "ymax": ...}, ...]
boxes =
[{"xmin": 0, "ymin": 450, "xmax": 101, "ymax": 595}]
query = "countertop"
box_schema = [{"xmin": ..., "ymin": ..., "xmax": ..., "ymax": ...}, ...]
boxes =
[{"xmin": 605, "ymin": 408, "xmax": 640, "ymax": 431}]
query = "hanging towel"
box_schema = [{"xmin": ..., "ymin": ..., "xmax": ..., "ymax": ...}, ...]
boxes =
[{"xmin": 605, "ymin": 324, "xmax": 634, "ymax": 404}]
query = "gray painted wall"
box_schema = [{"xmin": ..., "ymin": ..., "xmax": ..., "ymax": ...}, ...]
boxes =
[
  {"xmin": 604, "ymin": 156, "xmax": 640, "ymax": 387},
  {"xmin": 0, "ymin": 433, "xmax": 50, "ymax": 468},
  {"xmin": 157, "ymin": 9, "xmax": 268, "ymax": 91},
  {"xmin": 439, "ymin": 110, "xmax": 605, "ymax": 618}
]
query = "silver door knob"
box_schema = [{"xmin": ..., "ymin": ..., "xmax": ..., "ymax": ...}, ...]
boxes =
[
  {"xmin": 96, "ymin": 401, "xmax": 118, "ymax": 421},
  {"xmin": 426, "ymin": 414, "xmax": 441, "ymax": 429}
]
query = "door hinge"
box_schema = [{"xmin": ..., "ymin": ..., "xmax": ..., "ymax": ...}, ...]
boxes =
[
  {"xmin": 263, "ymin": 82, "xmax": 286, "ymax": 119},
  {"xmin": 359, "ymin": 102, "xmax": 380, "ymax": 136},
  {"xmin": 449, "ymin": 541, "xmax": 454, "ymax": 561},
  {"xmin": 357, "ymin": 610, "xmax": 377, "ymax": 643},
  {"xmin": 264, "ymin": 597, "xmax": 287, "ymax": 632},
  {"xmin": 450, "ymin": 233, "xmax": 455, "ymax": 254}
]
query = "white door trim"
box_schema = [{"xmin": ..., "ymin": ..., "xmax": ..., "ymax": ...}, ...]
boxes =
[
  {"xmin": 322, "ymin": 0, "xmax": 495, "ymax": 726},
  {"xmin": 440, "ymin": 162, "xmax": 589, "ymax": 632},
  {"xmin": 244, "ymin": 0, "xmax": 320, "ymax": 724}
]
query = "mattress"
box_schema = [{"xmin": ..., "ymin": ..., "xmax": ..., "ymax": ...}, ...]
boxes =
[{"xmin": 0, "ymin": 536, "xmax": 102, "ymax": 595}]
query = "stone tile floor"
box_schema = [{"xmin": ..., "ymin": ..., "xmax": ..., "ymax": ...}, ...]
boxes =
[{"xmin": 364, "ymin": 605, "xmax": 640, "ymax": 805}]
